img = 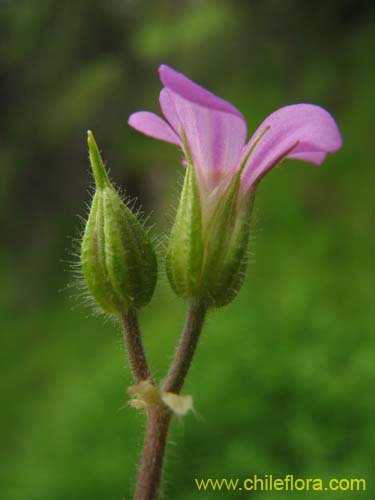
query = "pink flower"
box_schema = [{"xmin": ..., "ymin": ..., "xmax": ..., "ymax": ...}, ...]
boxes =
[{"xmin": 128, "ymin": 65, "xmax": 342, "ymax": 196}]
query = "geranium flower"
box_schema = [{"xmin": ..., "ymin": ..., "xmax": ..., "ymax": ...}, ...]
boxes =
[
  {"xmin": 128, "ymin": 65, "xmax": 342, "ymax": 197},
  {"xmin": 128, "ymin": 65, "xmax": 343, "ymax": 307}
]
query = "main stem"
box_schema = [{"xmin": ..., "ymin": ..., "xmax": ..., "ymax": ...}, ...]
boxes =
[
  {"xmin": 133, "ymin": 301, "xmax": 207, "ymax": 500},
  {"xmin": 133, "ymin": 406, "xmax": 171, "ymax": 500}
]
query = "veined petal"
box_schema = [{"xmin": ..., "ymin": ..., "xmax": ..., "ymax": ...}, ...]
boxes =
[
  {"xmin": 158, "ymin": 67, "xmax": 247, "ymax": 190},
  {"xmin": 128, "ymin": 111, "xmax": 181, "ymax": 146},
  {"xmin": 241, "ymin": 104, "xmax": 343, "ymax": 190},
  {"xmin": 159, "ymin": 88, "xmax": 181, "ymax": 135},
  {"xmin": 170, "ymin": 91, "xmax": 247, "ymax": 190},
  {"xmin": 159, "ymin": 64, "xmax": 244, "ymax": 119}
]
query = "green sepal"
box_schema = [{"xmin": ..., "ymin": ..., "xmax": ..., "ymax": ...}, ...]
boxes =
[
  {"xmin": 204, "ymin": 182, "xmax": 253, "ymax": 306},
  {"xmin": 166, "ymin": 163, "xmax": 204, "ymax": 298},
  {"xmin": 166, "ymin": 163, "xmax": 254, "ymax": 307},
  {"xmin": 81, "ymin": 132, "xmax": 157, "ymax": 316}
]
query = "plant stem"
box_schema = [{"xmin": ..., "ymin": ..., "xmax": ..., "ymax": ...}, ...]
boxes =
[
  {"xmin": 134, "ymin": 406, "xmax": 171, "ymax": 500},
  {"xmin": 163, "ymin": 301, "xmax": 207, "ymax": 394},
  {"xmin": 133, "ymin": 302, "xmax": 207, "ymax": 500},
  {"xmin": 122, "ymin": 309, "xmax": 151, "ymax": 383}
]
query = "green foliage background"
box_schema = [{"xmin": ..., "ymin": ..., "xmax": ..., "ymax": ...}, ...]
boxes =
[{"xmin": 1, "ymin": 1, "xmax": 374, "ymax": 498}]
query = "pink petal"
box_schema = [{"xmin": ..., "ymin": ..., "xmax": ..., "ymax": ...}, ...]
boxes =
[
  {"xmin": 159, "ymin": 66, "xmax": 247, "ymax": 189},
  {"xmin": 128, "ymin": 111, "xmax": 181, "ymax": 146},
  {"xmin": 159, "ymin": 65, "xmax": 244, "ymax": 119},
  {"xmin": 159, "ymin": 89, "xmax": 181, "ymax": 135},
  {"xmin": 241, "ymin": 104, "xmax": 343, "ymax": 190},
  {"xmin": 288, "ymin": 150, "xmax": 327, "ymax": 164}
]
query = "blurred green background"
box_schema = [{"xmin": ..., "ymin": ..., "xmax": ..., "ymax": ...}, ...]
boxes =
[{"xmin": 1, "ymin": 0, "xmax": 374, "ymax": 498}]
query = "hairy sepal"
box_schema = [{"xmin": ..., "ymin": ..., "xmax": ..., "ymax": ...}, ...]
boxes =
[
  {"xmin": 166, "ymin": 165, "xmax": 253, "ymax": 307},
  {"xmin": 201, "ymin": 177, "xmax": 253, "ymax": 307},
  {"xmin": 166, "ymin": 164, "xmax": 204, "ymax": 298}
]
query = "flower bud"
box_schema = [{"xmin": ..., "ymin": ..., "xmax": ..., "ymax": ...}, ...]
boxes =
[
  {"xmin": 81, "ymin": 131, "xmax": 157, "ymax": 315},
  {"xmin": 166, "ymin": 166, "xmax": 253, "ymax": 307}
]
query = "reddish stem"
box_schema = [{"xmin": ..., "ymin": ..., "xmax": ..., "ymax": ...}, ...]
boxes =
[
  {"xmin": 134, "ymin": 406, "xmax": 172, "ymax": 500},
  {"xmin": 132, "ymin": 302, "xmax": 207, "ymax": 499},
  {"xmin": 122, "ymin": 309, "xmax": 151, "ymax": 383}
]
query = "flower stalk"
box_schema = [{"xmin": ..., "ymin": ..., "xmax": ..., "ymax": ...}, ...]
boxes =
[
  {"xmin": 163, "ymin": 301, "xmax": 207, "ymax": 394},
  {"xmin": 122, "ymin": 310, "xmax": 151, "ymax": 383}
]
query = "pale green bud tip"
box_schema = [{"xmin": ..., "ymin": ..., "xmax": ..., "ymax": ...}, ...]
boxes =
[{"xmin": 87, "ymin": 130, "xmax": 111, "ymax": 189}]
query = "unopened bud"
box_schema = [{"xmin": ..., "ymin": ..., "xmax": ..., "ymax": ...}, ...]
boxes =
[{"xmin": 81, "ymin": 131, "xmax": 157, "ymax": 315}]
